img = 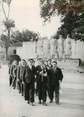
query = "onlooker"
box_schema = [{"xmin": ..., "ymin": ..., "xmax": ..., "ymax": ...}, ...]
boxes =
[{"xmin": 8, "ymin": 49, "xmax": 21, "ymax": 66}]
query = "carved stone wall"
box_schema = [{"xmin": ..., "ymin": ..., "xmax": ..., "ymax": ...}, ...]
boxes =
[{"xmin": 16, "ymin": 38, "xmax": 84, "ymax": 61}]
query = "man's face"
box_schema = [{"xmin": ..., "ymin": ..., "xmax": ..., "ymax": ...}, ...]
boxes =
[
  {"xmin": 22, "ymin": 60, "xmax": 26, "ymax": 66},
  {"xmin": 38, "ymin": 60, "xmax": 42, "ymax": 66},
  {"xmin": 52, "ymin": 62, "xmax": 57, "ymax": 69},
  {"xmin": 29, "ymin": 60, "xmax": 34, "ymax": 67},
  {"xmin": 32, "ymin": 61, "xmax": 35, "ymax": 66},
  {"xmin": 44, "ymin": 61, "xmax": 48, "ymax": 66},
  {"xmin": 13, "ymin": 60, "xmax": 17, "ymax": 66},
  {"xmin": 48, "ymin": 60, "xmax": 51, "ymax": 66}
]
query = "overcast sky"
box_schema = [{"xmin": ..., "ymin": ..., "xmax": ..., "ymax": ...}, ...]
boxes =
[{"xmin": 2, "ymin": 0, "xmax": 61, "ymax": 38}]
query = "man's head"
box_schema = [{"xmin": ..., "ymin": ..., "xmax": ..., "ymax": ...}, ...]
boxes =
[
  {"xmin": 21, "ymin": 59, "xmax": 26, "ymax": 66},
  {"xmin": 12, "ymin": 60, "xmax": 17, "ymax": 66},
  {"xmin": 28, "ymin": 59, "xmax": 35, "ymax": 66},
  {"xmin": 37, "ymin": 58, "xmax": 43, "ymax": 66},
  {"xmin": 47, "ymin": 59, "xmax": 52, "ymax": 66},
  {"xmin": 13, "ymin": 49, "xmax": 16, "ymax": 55},
  {"xmin": 52, "ymin": 61, "xmax": 57, "ymax": 69}
]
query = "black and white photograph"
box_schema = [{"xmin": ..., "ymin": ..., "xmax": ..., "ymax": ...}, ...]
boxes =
[{"xmin": 0, "ymin": 0, "xmax": 84, "ymax": 117}]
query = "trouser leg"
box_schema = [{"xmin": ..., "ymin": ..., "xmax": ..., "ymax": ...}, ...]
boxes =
[
  {"xmin": 35, "ymin": 82, "xmax": 38, "ymax": 95},
  {"xmin": 48, "ymin": 87, "xmax": 50, "ymax": 98},
  {"xmin": 19, "ymin": 81, "xmax": 22, "ymax": 93},
  {"xmin": 9, "ymin": 75, "xmax": 12, "ymax": 86},
  {"xmin": 25, "ymin": 84, "xmax": 30, "ymax": 101},
  {"xmin": 21, "ymin": 83, "xmax": 24, "ymax": 96},
  {"xmin": 12, "ymin": 77, "xmax": 16, "ymax": 89},
  {"xmin": 55, "ymin": 88, "xmax": 59, "ymax": 104},
  {"xmin": 42, "ymin": 86, "xmax": 47, "ymax": 103},
  {"xmin": 38, "ymin": 86, "xmax": 42, "ymax": 103},
  {"xmin": 29, "ymin": 84, "xmax": 35, "ymax": 103},
  {"xmin": 17, "ymin": 81, "xmax": 20, "ymax": 92},
  {"xmin": 49, "ymin": 86, "xmax": 54, "ymax": 102}
]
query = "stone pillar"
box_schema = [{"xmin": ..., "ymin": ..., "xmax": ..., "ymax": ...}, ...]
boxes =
[{"xmin": 47, "ymin": 38, "xmax": 51, "ymax": 59}]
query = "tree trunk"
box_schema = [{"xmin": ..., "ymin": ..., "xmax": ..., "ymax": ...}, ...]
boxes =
[
  {"xmin": 5, "ymin": 28, "xmax": 10, "ymax": 60},
  {"xmin": 6, "ymin": 47, "xmax": 8, "ymax": 60},
  {"xmin": 35, "ymin": 41, "xmax": 37, "ymax": 56},
  {"xmin": 47, "ymin": 39, "xmax": 51, "ymax": 58},
  {"xmin": 61, "ymin": 38, "xmax": 65, "ymax": 59},
  {"xmin": 55, "ymin": 39, "xmax": 59, "ymax": 59},
  {"xmin": 68, "ymin": 38, "xmax": 72, "ymax": 58}
]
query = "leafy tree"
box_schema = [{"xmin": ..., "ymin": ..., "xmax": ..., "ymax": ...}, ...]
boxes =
[
  {"xmin": 11, "ymin": 30, "xmax": 39, "ymax": 42},
  {"xmin": 55, "ymin": 11, "xmax": 79, "ymax": 39},
  {"xmin": 56, "ymin": 10, "xmax": 84, "ymax": 41},
  {"xmin": 11, "ymin": 30, "xmax": 23, "ymax": 42},
  {"xmin": 72, "ymin": 11, "xmax": 84, "ymax": 41},
  {"xmin": 40, "ymin": 0, "xmax": 84, "ymax": 41},
  {"xmin": 40, "ymin": 0, "xmax": 84, "ymax": 20},
  {"xmin": 1, "ymin": 0, "xmax": 15, "ymax": 60},
  {"xmin": 0, "ymin": 33, "xmax": 21, "ymax": 48},
  {"xmin": 22, "ymin": 30, "xmax": 39, "ymax": 42}
]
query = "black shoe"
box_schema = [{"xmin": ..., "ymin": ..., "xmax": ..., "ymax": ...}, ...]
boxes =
[
  {"xmin": 39, "ymin": 100, "xmax": 41, "ymax": 104},
  {"xmin": 50, "ymin": 100, "xmax": 53, "ymax": 103},
  {"xmin": 56, "ymin": 100, "xmax": 59, "ymax": 105},
  {"xmin": 31, "ymin": 103, "xmax": 35, "ymax": 106},
  {"xmin": 43, "ymin": 102, "xmax": 47, "ymax": 106},
  {"xmin": 27, "ymin": 101, "xmax": 30, "ymax": 104}
]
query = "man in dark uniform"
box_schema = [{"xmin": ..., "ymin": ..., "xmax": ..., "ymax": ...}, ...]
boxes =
[
  {"xmin": 36, "ymin": 59, "xmax": 48, "ymax": 106},
  {"xmin": 28, "ymin": 59, "xmax": 36, "ymax": 105},
  {"xmin": 11, "ymin": 60, "xmax": 18, "ymax": 89},
  {"xmin": 17, "ymin": 59, "xmax": 26, "ymax": 95},
  {"xmin": 24, "ymin": 59, "xmax": 35, "ymax": 106},
  {"xmin": 50, "ymin": 61, "xmax": 63, "ymax": 104},
  {"xmin": 47, "ymin": 59, "xmax": 53, "ymax": 103},
  {"xmin": 8, "ymin": 49, "xmax": 21, "ymax": 65},
  {"xmin": 9, "ymin": 61, "xmax": 14, "ymax": 86},
  {"xmin": 8, "ymin": 49, "xmax": 21, "ymax": 87}
]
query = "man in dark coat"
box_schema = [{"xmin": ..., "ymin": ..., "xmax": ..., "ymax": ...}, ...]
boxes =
[
  {"xmin": 11, "ymin": 60, "xmax": 18, "ymax": 89},
  {"xmin": 24, "ymin": 59, "xmax": 35, "ymax": 106},
  {"xmin": 50, "ymin": 61, "xmax": 63, "ymax": 104},
  {"xmin": 8, "ymin": 49, "xmax": 21, "ymax": 65},
  {"xmin": 8, "ymin": 49, "xmax": 21, "ymax": 87},
  {"xmin": 36, "ymin": 59, "xmax": 48, "ymax": 106},
  {"xmin": 46, "ymin": 59, "xmax": 53, "ymax": 103},
  {"xmin": 17, "ymin": 59, "xmax": 26, "ymax": 95},
  {"xmin": 9, "ymin": 62, "xmax": 14, "ymax": 87}
]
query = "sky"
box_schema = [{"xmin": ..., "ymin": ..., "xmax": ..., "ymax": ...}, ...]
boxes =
[{"xmin": 1, "ymin": 0, "xmax": 61, "ymax": 38}]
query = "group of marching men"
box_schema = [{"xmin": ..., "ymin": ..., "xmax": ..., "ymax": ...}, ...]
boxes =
[{"xmin": 8, "ymin": 51, "xmax": 63, "ymax": 106}]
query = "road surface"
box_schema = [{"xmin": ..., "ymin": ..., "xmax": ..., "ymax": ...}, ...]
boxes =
[{"xmin": 0, "ymin": 65, "xmax": 84, "ymax": 117}]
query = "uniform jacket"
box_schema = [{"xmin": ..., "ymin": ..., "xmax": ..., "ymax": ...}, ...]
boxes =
[
  {"xmin": 47, "ymin": 67, "xmax": 63, "ymax": 87},
  {"xmin": 24, "ymin": 66, "xmax": 35, "ymax": 84},
  {"xmin": 17, "ymin": 65, "xmax": 26, "ymax": 82},
  {"xmin": 8, "ymin": 54, "xmax": 21, "ymax": 65},
  {"xmin": 36, "ymin": 65, "xmax": 48, "ymax": 86}
]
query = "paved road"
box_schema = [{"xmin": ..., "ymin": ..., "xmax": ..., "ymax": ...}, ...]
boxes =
[{"xmin": 0, "ymin": 65, "xmax": 84, "ymax": 117}]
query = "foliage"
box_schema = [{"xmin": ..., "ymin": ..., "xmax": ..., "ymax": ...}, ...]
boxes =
[
  {"xmin": 72, "ymin": 11, "xmax": 84, "ymax": 41},
  {"xmin": 3, "ymin": 19, "xmax": 15, "ymax": 30},
  {"xmin": 54, "ymin": 11, "xmax": 80, "ymax": 39},
  {"xmin": 1, "ymin": 34, "xmax": 10, "ymax": 48},
  {"xmin": 40, "ymin": 0, "xmax": 84, "ymax": 20},
  {"xmin": 11, "ymin": 30, "xmax": 39, "ymax": 42},
  {"xmin": 0, "ymin": 29, "xmax": 39, "ymax": 49},
  {"xmin": 40, "ymin": 0, "xmax": 84, "ymax": 41}
]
